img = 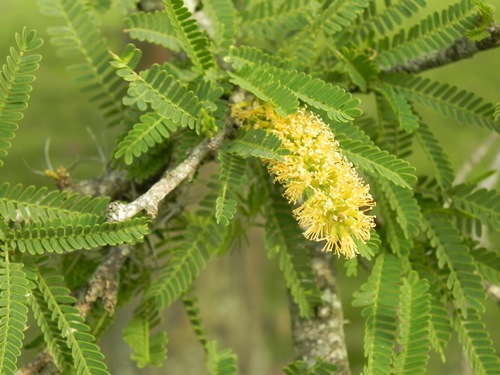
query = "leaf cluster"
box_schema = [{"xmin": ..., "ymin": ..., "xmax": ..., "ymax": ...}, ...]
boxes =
[
  {"xmin": 1, "ymin": 0, "xmax": 499, "ymax": 374},
  {"xmin": 0, "ymin": 28, "xmax": 149, "ymax": 375}
]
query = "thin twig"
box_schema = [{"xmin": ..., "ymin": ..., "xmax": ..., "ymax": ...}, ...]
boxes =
[
  {"xmin": 107, "ymin": 125, "xmax": 230, "ymax": 222},
  {"xmin": 485, "ymin": 282, "xmax": 500, "ymax": 305},
  {"xmin": 384, "ymin": 24, "xmax": 500, "ymax": 74},
  {"xmin": 76, "ymin": 245, "xmax": 133, "ymax": 317},
  {"xmin": 455, "ymin": 134, "xmax": 499, "ymax": 185},
  {"xmin": 66, "ymin": 169, "xmax": 129, "ymax": 198},
  {"xmin": 479, "ymin": 144, "xmax": 500, "ymax": 189}
]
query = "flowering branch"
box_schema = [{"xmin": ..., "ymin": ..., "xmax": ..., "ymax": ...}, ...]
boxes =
[
  {"xmin": 233, "ymin": 104, "xmax": 362, "ymax": 371},
  {"xmin": 385, "ymin": 24, "xmax": 500, "ymax": 74},
  {"xmin": 233, "ymin": 105, "xmax": 375, "ymax": 258},
  {"xmin": 107, "ymin": 125, "xmax": 230, "ymax": 222}
]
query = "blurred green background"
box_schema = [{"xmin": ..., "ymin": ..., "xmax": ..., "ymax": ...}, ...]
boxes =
[{"xmin": 1, "ymin": 1, "xmax": 499, "ymax": 374}]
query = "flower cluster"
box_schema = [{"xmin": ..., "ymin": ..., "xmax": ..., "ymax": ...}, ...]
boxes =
[{"xmin": 233, "ymin": 104, "xmax": 375, "ymax": 258}]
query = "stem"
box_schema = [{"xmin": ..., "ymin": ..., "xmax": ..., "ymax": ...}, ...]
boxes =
[
  {"xmin": 289, "ymin": 247, "xmax": 351, "ymax": 374},
  {"xmin": 454, "ymin": 134, "xmax": 499, "ymax": 185},
  {"xmin": 18, "ymin": 122, "xmax": 231, "ymax": 373},
  {"xmin": 76, "ymin": 245, "xmax": 132, "ymax": 317},
  {"xmin": 485, "ymin": 282, "xmax": 500, "ymax": 304},
  {"xmin": 385, "ymin": 24, "xmax": 500, "ymax": 74},
  {"xmin": 15, "ymin": 350, "xmax": 58, "ymax": 375},
  {"xmin": 107, "ymin": 125, "xmax": 230, "ymax": 222}
]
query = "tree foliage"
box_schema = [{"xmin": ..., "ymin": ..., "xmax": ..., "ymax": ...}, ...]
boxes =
[{"xmin": 1, "ymin": 0, "xmax": 499, "ymax": 374}]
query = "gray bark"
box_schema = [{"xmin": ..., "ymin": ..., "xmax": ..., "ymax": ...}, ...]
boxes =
[{"xmin": 289, "ymin": 248, "xmax": 351, "ymax": 374}]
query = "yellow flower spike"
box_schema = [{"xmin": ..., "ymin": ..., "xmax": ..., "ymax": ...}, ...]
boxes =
[{"xmin": 233, "ymin": 103, "xmax": 376, "ymax": 258}]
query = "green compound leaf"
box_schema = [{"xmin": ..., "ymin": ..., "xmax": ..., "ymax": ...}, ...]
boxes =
[
  {"xmin": 454, "ymin": 309, "xmax": 500, "ymax": 375},
  {"xmin": 424, "ymin": 212, "xmax": 485, "ymax": 317},
  {"xmin": 372, "ymin": 82, "xmax": 420, "ymax": 132},
  {"xmin": 241, "ymin": 0, "xmax": 317, "ymax": 41},
  {"xmin": 377, "ymin": 197, "xmax": 413, "ymax": 257},
  {"xmin": 392, "ymin": 271, "xmax": 431, "ymax": 375},
  {"xmin": 30, "ymin": 266, "xmax": 110, "ymax": 375},
  {"xmin": 449, "ymin": 184, "xmax": 500, "ymax": 231},
  {"xmin": 0, "ymin": 29, "xmax": 42, "ymax": 167},
  {"xmin": 27, "ymin": 262, "xmax": 72, "ymax": 371},
  {"xmin": 114, "ymin": 112, "xmax": 179, "ymax": 165},
  {"xmin": 375, "ymin": 0, "xmax": 479, "ymax": 67},
  {"xmin": 123, "ymin": 301, "xmax": 167, "ymax": 368},
  {"xmin": 348, "ymin": 0, "xmax": 427, "ymax": 45},
  {"xmin": 382, "ymin": 73, "xmax": 499, "ymax": 133},
  {"xmin": 226, "ymin": 45, "xmax": 293, "ymax": 70},
  {"xmin": 182, "ymin": 293, "xmax": 209, "ymax": 349},
  {"xmin": 283, "ymin": 357, "xmax": 337, "ymax": 375},
  {"xmin": 411, "ymin": 250, "xmax": 453, "ymax": 362},
  {"xmin": 125, "ymin": 11, "xmax": 181, "ymax": 51},
  {"xmin": 353, "ymin": 253, "xmax": 402, "ymax": 375},
  {"xmin": 215, "ymin": 150, "xmax": 246, "ymax": 226},
  {"xmin": 268, "ymin": 67, "xmax": 363, "ymax": 122},
  {"xmin": 375, "ymin": 178, "xmax": 422, "ymax": 239},
  {"xmin": 125, "ymin": 65, "xmax": 204, "ymax": 129},
  {"xmin": 471, "ymin": 247, "xmax": 500, "ymax": 285},
  {"xmin": 145, "ymin": 217, "xmax": 226, "ymax": 309},
  {"xmin": 227, "ymin": 65, "xmax": 298, "ymax": 117},
  {"xmin": 0, "ymin": 253, "xmax": 33, "ymax": 375},
  {"xmin": 0, "ymin": 183, "xmax": 110, "ymax": 222},
  {"xmin": 162, "ymin": 0, "xmax": 215, "ymax": 72},
  {"xmin": 415, "ymin": 122, "xmax": 455, "ymax": 192},
  {"xmin": 37, "ymin": 0, "xmax": 125, "ymax": 125},
  {"xmin": 336, "ymin": 48, "xmax": 378, "ymax": 92},
  {"xmin": 315, "ymin": 0, "xmax": 369, "ymax": 36},
  {"xmin": 203, "ymin": 0, "xmax": 238, "ymax": 49},
  {"xmin": 339, "ymin": 137, "xmax": 417, "ymax": 189},
  {"xmin": 206, "ymin": 341, "xmax": 239, "ymax": 375},
  {"xmin": 111, "ymin": 45, "xmax": 208, "ymax": 132},
  {"xmin": 12, "ymin": 216, "xmax": 150, "ymax": 254},
  {"xmin": 263, "ymin": 185, "xmax": 322, "ymax": 318},
  {"xmin": 227, "ymin": 128, "xmax": 288, "ymax": 161}
]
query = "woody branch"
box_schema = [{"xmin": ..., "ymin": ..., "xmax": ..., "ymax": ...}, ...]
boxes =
[
  {"xmin": 106, "ymin": 124, "xmax": 230, "ymax": 222},
  {"xmin": 385, "ymin": 24, "xmax": 500, "ymax": 74}
]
